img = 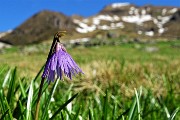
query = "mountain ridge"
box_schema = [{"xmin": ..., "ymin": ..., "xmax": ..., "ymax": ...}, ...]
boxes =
[{"xmin": 1, "ymin": 3, "xmax": 180, "ymax": 45}]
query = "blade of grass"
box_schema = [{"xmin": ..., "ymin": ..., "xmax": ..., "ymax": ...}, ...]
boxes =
[
  {"xmin": 42, "ymin": 79, "xmax": 59, "ymax": 120},
  {"xmin": 112, "ymin": 96, "xmax": 117, "ymax": 120},
  {"xmin": 4, "ymin": 97, "xmax": 13, "ymax": 120},
  {"xmin": 122, "ymin": 115, "xmax": 125, "ymax": 120},
  {"xmin": 0, "ymin": 91, "xmax": 6, "ymax": 115},
  {"xmin": 169, "ymin": 107, "xmax": 179, "ymax": 120},
  {"xmin": 102, "ymin": 90, "xmax": 108, "ymax": 120},
  {"xmin": 26, "ymin": 80, "xmax": 34, "ymax": 120},
  {"xmin": 49, "ymin": 93, "xmax": 78, "ymax": 120},
  {"xmin": 18, "ymin": 100, "xmax": 26, "ymax": 120},
  {"xmin": 19, "ymin": 78, "xmax": 26, "ymax": 98},
  {"xmin": 0, "ymin": 109, "xmax": 9, "ymax": 120},
  {"xmin": 135, "ymin": 88, "xmax": 141, "ymax": 120},
  {"xmin": 61, "ymin": 112, "xmax": 65, "ymax": 120},
  {"xmin": 164, "ymin": 106, "xmax": 170, "ymax": 118},
  {"xmin": 65, "ymin": 108, "xmax": 73, "ymax": 120},
  {"xmin": 89, "ymin": 107, "xmax": 94, "ymax": 120},
  {"xmin": 128, "ymin": 94, "xmax": 137, "ymax": 120},
  {"xmin": 117, "ymin": 108, "xmax": 130, "ymax": 119},
  {"xmin": 6, "ymin": 67, "xmax": 16, "ymax": 107},
  {"xmin": 158, "ymin": 96, "xmax": 170, "ymax": 119},
  {"xmin": 66, "ymin": 92, "xmax": 72, "ymax": 120},
  {"xmin": 2, "ymin": 68, "xmax": 11, "ymax": 88}
]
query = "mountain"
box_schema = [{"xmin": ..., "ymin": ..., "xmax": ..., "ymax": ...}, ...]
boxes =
[
  {"xmin": 73, "ymin": 3, "xmax": 180, "ymax": 39},
  {"xmin": 0, "ymin": 10, "xmax": 77, "ymax": 45},
  {"xmin": 0, "ymin": 3, "xmax": 180, "ymax": 45}
]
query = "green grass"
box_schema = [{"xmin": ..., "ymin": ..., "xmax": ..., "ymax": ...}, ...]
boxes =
[{"xmin": 0, "ymin": 40, "xmax": 180, "ymax": 119}]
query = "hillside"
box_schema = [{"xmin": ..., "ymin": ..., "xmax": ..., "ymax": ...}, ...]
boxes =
[
  {"xmin": 74, "ymin": 3, "xmax": 180, "ymax": 39},
  {"xmin": 0, "ymin": 3, "xmax": 180, "ymax": 45},
  {"xmin": 0, "ymin": 10, "xmax": 77, "ymax": 45}
]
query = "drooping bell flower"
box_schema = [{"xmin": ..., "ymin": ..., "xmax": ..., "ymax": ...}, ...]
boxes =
[{"xmin": 42, "ymin": 42, "xmax": 83, "ymax": 82}]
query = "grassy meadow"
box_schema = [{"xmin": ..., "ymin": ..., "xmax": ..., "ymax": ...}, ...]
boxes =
[{"xmin": 0, "ymin": 39, "xmax": 180, "ymax": 119}]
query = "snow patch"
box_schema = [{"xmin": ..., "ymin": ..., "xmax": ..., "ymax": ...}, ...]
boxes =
[
  {"xmin": 78, "ymin": 22, "xmax": 89, "ymax": 28},
  {"xmin": 169, "ymin": 8, "xmax": 178, "ymax": 14},
  {"xmin": 113, "ymin": 15, "xmax": 120, "ymax": 21},
  {"xmin": 129, "ymin": 10, "xmax": 133, "ymax": 15},
  {"xmin": 94, "ymin": 15, "xmax": 114, "ymax": 21},
  {"xmin": 82, "ymin": 19, "xmax": 89, "ymax": 23},
  {"xmin": 158, "ymin": 16, "xmax": 171, "ymax": 24},
  {"xmin": 153, "ymin": 18, "xmax": 158, "ymax": 24},
  {"xmin": 134, "ymin": 9, "xmax": 139, "ymax": 15},
  {"xmin": 110, "ymin": 22, "xmax": 124, "ymax": 28},
  {"xmin": 130, "ymin": 7, "xmax": 135, "ymax": 11},
  {"xmin": 111, "ymin": 3, "xmax": 130, "ymax": 8},
  {"xmin": 141, "ymin": 9, "xmax": 146, "ymax": 15},
  {"xmin": 0, "ymin": 42, "xmax": 11, "ymax": 49},
  {"xmin": 76, "ymin": 25, "xmax": 96, "ymax": 33},
  {"xmin": 122, "ymin": 15, "xmax": 152, "ymax": 25},
  {"xmin": 98, "ymin": 25, "xmax": 110, "ymax": 30},
  {"xmin": 145, "ymin": 31, "xmax": 154, "ymax": 36},
  {"xmin": 73, "ymin": 19, "xmax": 81, "ymax": 24},
  {"xmin": 129, "ymin": 7, "xmax": 136, "ymax": 15},
  {"xmin": 138, "ymin": 31, "xmax": 142, "ymax": 35},
  {"xmin": 98, "ymin": 22, "xmax": 124, "ymax": 30},
  {"xmin": 92, "ymin": 15, "xmax": 120, "ymax": 25},
  {"xmin": 115, "ymin": 22, "xmax": 124, "ymax": 28},
  {"xmin": 0, "ymin": 30, "xmax": 12, "ymax": 38},
  {"xmin": 158, "ymin": 28, "xmax": 165, "ymax": 34},
  {"xmin": 74, "ymin": 19, "xmax": 96, "ymax": 33},
  {"xmin": 69, "ymin": 38, "xmax": 90, "ymax": 44},
  {"xmin": 162, "ymin": 9, "xmax": 167, "ymax": 15},
  {"xmin": 153, "ymin": 16, "xmax": 171, "ymax": 33},
  {"xmin": 93, "ymin": 19, "xmax": 100, "ymax": 25}
]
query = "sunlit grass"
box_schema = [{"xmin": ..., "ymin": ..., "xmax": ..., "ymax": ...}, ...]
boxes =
[
  {"xmin": 1, "ymin": 40, "xmax": 180, "ymax": 77},
  {"xmin": 0, "ymin": 40, "xmax": 180, "ymax": 119}
]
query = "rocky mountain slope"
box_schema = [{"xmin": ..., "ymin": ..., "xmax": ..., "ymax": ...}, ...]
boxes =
[
  {"xmin": 0, "ymin": 3, "xmax": 180, "ymax": 45},
  {"xmin": 0, "ymin": 10, "xmax": 77, "ymax": 45},
  {"xmin": 74, "ymin": 3, "xmax": 180, "ymax": 38}
]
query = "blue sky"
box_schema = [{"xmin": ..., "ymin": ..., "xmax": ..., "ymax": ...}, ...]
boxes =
[{"xmin": 0, "ymin": 0, "xmax": 180, "ymax": 32}]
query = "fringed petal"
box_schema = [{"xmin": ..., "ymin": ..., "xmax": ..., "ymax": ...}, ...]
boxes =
[
  {"xmin": 48, "ymin": 70, "xmax": 55, "ymax": 82},
  {"xmin": 42, "ymin": 42, "xmax": 83, "ymax": 82},
  {"xmin": 50, "ymin": 54, "xmax": 57, "ymax": 71},
  {"xmin": 56, "ymin": 66, "xmax": 62, "ymax": 80}
]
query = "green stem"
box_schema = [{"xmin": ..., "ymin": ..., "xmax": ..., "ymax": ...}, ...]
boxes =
[
  {"xmin": 34, "ymin": 31, "xmax": 65, "ymax": 120},
  {"xmin": 35, "ymin": 78, "xmax": 45, "ymax": 120}
]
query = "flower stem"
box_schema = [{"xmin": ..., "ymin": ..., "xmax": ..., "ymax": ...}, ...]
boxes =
[
  {"xmin": 35, "ymin": 78, "xmax": 45, "ymax": 120},
  {"xmin": 34, "ymin": 31, "xmax": 66, "ymax": 119}
]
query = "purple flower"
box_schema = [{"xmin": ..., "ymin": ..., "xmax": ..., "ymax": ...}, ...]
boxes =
[{"xmin": 42, "ymin": 42, "xmax": 83, "ymax": 82}]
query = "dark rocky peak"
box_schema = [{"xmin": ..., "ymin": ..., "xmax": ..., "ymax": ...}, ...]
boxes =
[
  {"xmin": 170, "ymin": 9, "xmax": 180, "ymax": 21},
  {"xmin": 0, "ymin": 10, "xmax": 76, "ymax": 45}
]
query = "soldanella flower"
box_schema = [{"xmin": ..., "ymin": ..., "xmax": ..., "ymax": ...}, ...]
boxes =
[
  {"xmin": 35, "ymin": 31, "xmax": 81, "ymax": 120},
  {"xmin": 42, "ymin": 42, "xmax": 83, "ymax": 82}
]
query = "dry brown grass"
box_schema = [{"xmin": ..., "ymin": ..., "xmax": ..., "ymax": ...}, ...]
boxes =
[{"xmin": 72, "ymin": 59, "xmax": 180, "ymax": 98}]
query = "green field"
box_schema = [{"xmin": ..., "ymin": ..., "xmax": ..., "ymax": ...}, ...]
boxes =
[{"xmin": 0, "ymin": 40, "xmax": 180, "ymax": 119}]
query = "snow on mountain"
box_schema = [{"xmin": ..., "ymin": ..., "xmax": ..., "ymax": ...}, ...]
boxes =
[
  {"xmin": 73, "ymin": 3, "xmax": 179, "ymax": 38},
  {"xmin": 0, "ymin": 3, "xmax": 179, "ymax": 45},
  {"xmin": 122, "ymin": 15, "xmax": 152, "ymax": 25},
  {"xmin": 0, "ymin": 30, "xmax": 12, "ymax": 38},
  {"xmin": 0, "ymin": 30, "xmax": 12, "ymax": 48},
  {"xmin": 169, "ymin": 8, "xmax": 178, "ymax": 14},
  {"xmin": 111, "ymin": 3, "xmax": 130, "ymax": 8}
]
